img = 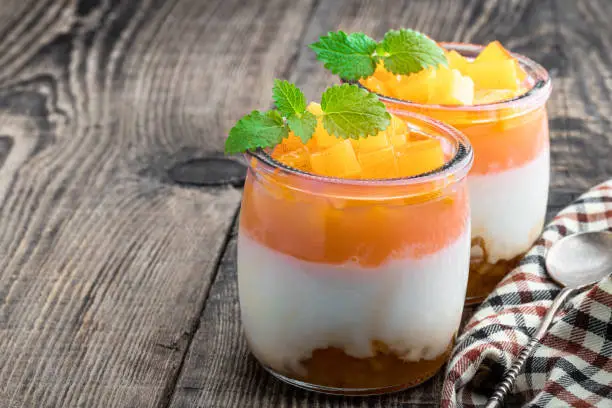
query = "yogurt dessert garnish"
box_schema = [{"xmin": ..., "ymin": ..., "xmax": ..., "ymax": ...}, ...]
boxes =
[
  {"xmin": 310, "ymin": 30, "xmax": 551, "ymax": 302},
  {"xmin": 226, "ymin": 72, "xmax": 472, "ymax": 393}
]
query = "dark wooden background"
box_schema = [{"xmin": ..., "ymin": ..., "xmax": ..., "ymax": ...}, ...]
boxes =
[{"xmin": 0, "ymin": 0, "xmax": 609, "ymax": 407}]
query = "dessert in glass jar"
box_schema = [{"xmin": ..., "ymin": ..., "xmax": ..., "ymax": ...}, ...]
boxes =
[
  {"xmin": 234, "ymin": 97, "xmax": 473, "ymax": 394},
  {"xmin": 348, "ymin": 35, "xmax": 552, "ymax": 303}
]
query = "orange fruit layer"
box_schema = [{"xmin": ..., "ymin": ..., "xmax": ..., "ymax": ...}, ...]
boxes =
[
  {"xmin": 383, "ymin": 101, "xmax": 549, "ymax": 175},
  {"xmin": 272, "ymin": 104, "xmax": 446, "ymax": 179},
  {"xmin": 240, "ymin": 166, "xmax": 469, "ymax": 267}
]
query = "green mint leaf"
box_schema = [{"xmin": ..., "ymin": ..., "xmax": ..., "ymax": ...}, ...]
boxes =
[
  {"xmin": 309, "ymin": 31, "xmax": 378, "ymax": 80},
  {"xmin": 286, "ymin": 111, "xmax": 317, "ymax": 143},
  {"xmin": 225, "ymin": 110, "xmax": 289, "ymax": 154},
  {"xmin": 272, "ymin": 79, "xmax": 307, "ymax": 118},
  {"xmin": 320, "ymin": 84, "xmax": 390, "ymax": 139},
  {"xmin": 377, "ymin": 29, "xmax": 447, "ymax": 75}
]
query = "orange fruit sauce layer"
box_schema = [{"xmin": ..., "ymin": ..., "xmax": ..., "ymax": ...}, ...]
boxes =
[
  {"xmin": 240, "ymin": 107, "xmax": 469, "ymax": 268},
  {"xmin": 359, "ymin": 41, "xmax": 549, "ymax": 176}
]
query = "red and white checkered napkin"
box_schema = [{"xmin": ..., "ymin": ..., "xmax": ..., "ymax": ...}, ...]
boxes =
[{"xmin": 442, "ymin": 180, "xmax": 612, "ymax": 408}]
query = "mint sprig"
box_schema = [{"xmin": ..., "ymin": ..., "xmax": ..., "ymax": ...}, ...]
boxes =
[
  {"xmin": 309, "ymin": 32, "xmax": 378, "ymax": 81},
  {"xmin": 309, "ymin": 28, "xmax": 447, "ymax": 80},
  {"xmin": 377, "ymin": 29, "xmax": 446, "ymax": 75},
  {"xmin": 272, "ymin": 79, "xmax": 317, "ymax": 142},
  {"xmin": 286, "ymin": 111, "xmax": 317, "ymax": 143},
  {"xmin": 321, "ymin": 84, "xmax": 390, "ymax": 139},
  {"xmin": 225, "ymin": 110, "xmax": 288, "ymax": 154},
  {"xmin": 272, "ymin": 79, "xmax": 306, "ymax": 117},
  {"xmin": 225, "ymin": 82, "xmax": 390, "ymax": 154}
]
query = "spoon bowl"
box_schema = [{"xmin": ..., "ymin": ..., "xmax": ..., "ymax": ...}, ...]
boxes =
[{"xmin": 546, "ymin": 230, "xmax": 612, "ymax": 289}]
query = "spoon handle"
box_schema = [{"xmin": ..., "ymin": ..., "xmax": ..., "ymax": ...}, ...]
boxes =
[{"xmin": 484, "ymin": 287, "xmax": 575, "ymax": 408}]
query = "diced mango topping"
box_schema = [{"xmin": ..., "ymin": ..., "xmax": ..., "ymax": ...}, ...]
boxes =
[
  {"xmin": 310, "ymin": 140, "xmax": 361, "ymax": 178},
  {"xmin": 360, "ymin": 41, "xmax": 529, "ymax": 105},
  {"xmin": 474, "ymin": 41, "xmax": 511, "ymax": 63},
  {"xmin": 395, "ymin": 139, "xmax": 445, "ymax": 177},
  {"xmin": 353, "ymin": 132, "xmax": 389, "ymax": 153},
  {"xmin": 429, "ymin": 66, "xmax": 474, "ymax": 105},
  {"xmin": 388, "ymin": 115, "xmax": 408, "ymax": 146},
  {"xmin": 372, "ymin": 62, "xmax": 398, "ymax": 83},
  {"xmin": 271, "ymin": 112, "xmax": 446, "ymax": 180},
  {"xmin": 277, "ymin": 148, "xmax": 312, "ymax": 172},
  {"xmin": 360, "ymin": 76, "xmax": 390, "ymax": 96},
  {"xmin": 445, "ymin": 50, "xmax": 471, "ymax": 76},
  {"xmin": 358, "ymin": 146, "xmax": 398, "ymax": 179},
  {"xmin": 390, "ymin": 67, "xmax": 436, "ymax": 103},
  {"xmin": 467, "ymin": 59, "xmax": 520, "ymax": 91},
  {"xmin": 272, "ymin": 132, "xmax": 304, "ymax": 156}
]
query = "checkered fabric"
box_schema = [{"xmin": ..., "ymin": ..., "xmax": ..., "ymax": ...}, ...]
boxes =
[{"xmin": 442, "ymin": 180, "xmax": 612, "ymax": 408}]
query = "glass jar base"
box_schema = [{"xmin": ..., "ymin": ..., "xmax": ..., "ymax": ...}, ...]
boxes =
[
  {"xmin": 262, "ymin": 365, "xmax": 439, "ymax": 396},
  {"xmin": 466, "ymin": 237, "xmax": 526, "ymax": 304}
]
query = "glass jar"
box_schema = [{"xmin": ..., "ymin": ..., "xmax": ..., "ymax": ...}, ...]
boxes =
[
  {"xmin": 361, "ymin": 43, "xmax": 552, "ymax": 304},
  {"xmin": 237, "ymin": 110, "xmax": 473, "ymax": 395}
]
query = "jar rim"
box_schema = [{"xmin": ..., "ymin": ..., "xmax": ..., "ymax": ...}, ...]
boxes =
[
  {"xmin": 246, "ymin": 108, "xmax": 473, "ymax": 187},
  {"xmin": 353, "ymin": 42, "xmax": 552, "ymax": 112}
]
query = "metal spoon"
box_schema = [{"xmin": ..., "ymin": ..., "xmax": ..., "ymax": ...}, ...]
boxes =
[{"xmin": 485, "ymin": 230, "xmax": 612, "ymax": 408}]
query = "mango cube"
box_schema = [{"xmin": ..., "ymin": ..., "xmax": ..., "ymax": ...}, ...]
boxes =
[
  {"xmin": 393, "ymin": 68, "xmax": 437, "ymax": 103},
  {"xmin": 395, "ymin": 139, "xmax": 445, "ymax": 177},
  {"xmin": 389, "ymin": 132, "xmax": 407, "ymax": 146},
  {"xmin": 428, "ymin": 67, "xmax": 474, "ymax": 105},
  {"xmin": 312, "ymin": 126, "xmax": 341, "ymax": 150},
  {"xmin": 277, "ymin": 148, "xmax": 312, "ymax": 171},
  {"xmin": 361, "ymin": 76, "xmax": 389, "ymax": 95},
  {"xmin": 353, "ymin": 132, "xmax": 390, "ymax": 153},
  {"xmin": 272, "ymin": 132, "xmax": 304, "ymax": 156},
  {"xmin": 310, "ymin": 140, "xmax": 361, "ymax": 178},
  {"xmin": 446, "ymin": 50, "xmax": 471, "ymax": 76},
  {"xmin": 468, "ymin": 59, "xmax": 520, "ymax": 90},
  {"xmin": 389, "ymin": 114, "xmax": 407, "ymax": 135},
  {"xmin": 475, "ymin": 41, "xmax": 512, "ymax": 63},
  {"xmin": 372, "ymin": 62, "xmax": 398, "ymax": 83},
  {"xmin": 472, "ymin": 41, "xmax": 526, "ymax": 88},
  {"xmin": 388, "ymin": 115, "xmax": 408, "ymax": 146},
  {"xmin": 358, "ymin": 146, "xmax": 398, "ymax": 179}
]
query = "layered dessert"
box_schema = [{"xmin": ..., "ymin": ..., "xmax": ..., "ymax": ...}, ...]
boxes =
[
  {"xmin": 357, "ymin": 40, "xmax": 552, "ymax": 303},
  {"xmin": 237, "ymin": 104, "xmax": 473, "ymax": 394}
]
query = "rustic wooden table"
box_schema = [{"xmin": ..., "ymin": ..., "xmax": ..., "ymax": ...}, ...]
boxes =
[{"xmin": 0, "ymin": 0, "xmax": 610, "ymax": 407}]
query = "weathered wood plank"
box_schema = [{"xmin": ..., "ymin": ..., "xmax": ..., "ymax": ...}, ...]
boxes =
[
  {"xmin": 545, "ymin": 0, "xmax": 612, "ymax": 215},
  {"xmin": 0, "ymin": 0, "xmax": 315, "ymax": 407},
  {"xmin": 170, "ymin": 0, "xmax": 611, "ymax": 407}
]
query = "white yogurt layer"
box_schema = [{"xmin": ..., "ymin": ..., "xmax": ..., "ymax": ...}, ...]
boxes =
[
  {"xmin": 237, "ymin": 230, "xmax": 470, "ymax": 375},
  {"xmin": 468, "ymin": 148, "xmax": 549, "ymax": 263}
]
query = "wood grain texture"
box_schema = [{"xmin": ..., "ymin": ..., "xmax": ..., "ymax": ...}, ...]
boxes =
[
  {"xmin": 170, "ymin": 0, "xmax": 611, "ymax": 407},
  {"xmin": 545, "ymin": 0, "xmax": 612, "ymax": 215},
  {"xmin": 0, "ymin": 0, "xmax": 314, "ymax": 407}
]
